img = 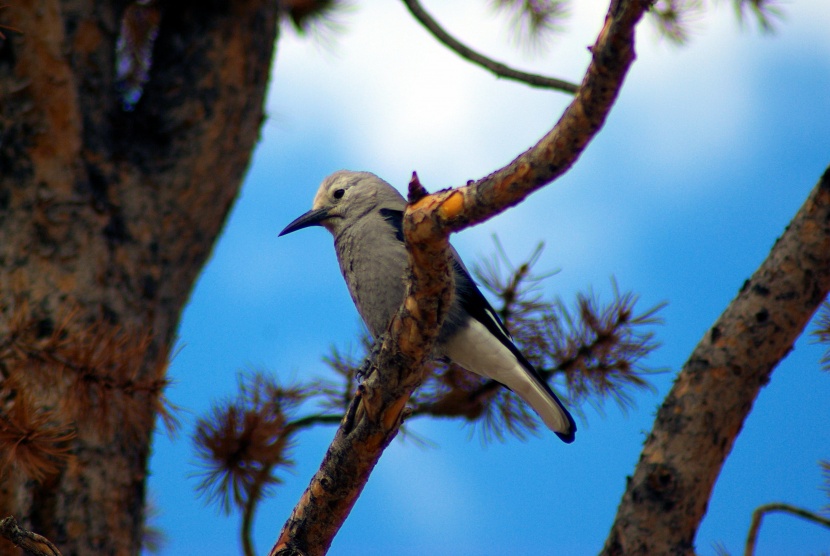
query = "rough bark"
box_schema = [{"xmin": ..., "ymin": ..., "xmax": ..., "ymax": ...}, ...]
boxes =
[
  {"xmin": 0, "ymin": 516, "xmax": 63, "ymax": 556},
  {"xmin": 601, "ymin": 166, "xmax": 830, "ymax": 555},
  {"xmin": 0, "ymin": 1, "xmax": 278, "ymax": 554},
  {"xmin": 271, "ymin": 0, "xmax": 653, "ymax": 553}
]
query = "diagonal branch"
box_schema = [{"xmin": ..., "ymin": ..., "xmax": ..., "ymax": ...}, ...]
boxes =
[
  {"xmin": 270, "ymin": 0, "xmax": 652, "ymax": 553},
  {"xmin": 401, "ymin": 0, "xmax": 579, "ymax": 93},
  {"xmin": 601, "ymin": 166, "xmax": 830, "ymax": 555}
]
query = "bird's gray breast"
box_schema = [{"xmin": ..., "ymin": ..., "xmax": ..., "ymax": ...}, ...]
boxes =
[{"xmin": 333, "ymin": 214, "xmax": 409, "ymax": 338}]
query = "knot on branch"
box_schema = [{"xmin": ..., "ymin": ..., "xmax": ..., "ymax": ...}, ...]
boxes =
[{"xmin": 407, "ymin": 171, "xmax": 428, "ymax": 203}]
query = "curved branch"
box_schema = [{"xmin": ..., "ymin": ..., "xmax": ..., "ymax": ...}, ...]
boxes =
[
  {"xmin": 413, "ymin": 0, "xmax": 650, "ymax": 236},
  {"xmin": 745, "ymin": 503, "xmax": 830, "ymax": 556},
  {"xmin": 241, "ymin": 466, "xmax": 271, "ymax": 556},
  {"xmin": 601, "ymin": 167, "xmax": 830, "ymax": 555},
  {"xmin": 401, "ymin": 0, "xmax": 579, "ymax": 94}
]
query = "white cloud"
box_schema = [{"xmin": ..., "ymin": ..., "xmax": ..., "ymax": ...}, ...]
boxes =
[
  {"xmin": 268, "ymin": 0, "xmax": 829, "ymax": 190},
  {"xmin": 267, "ymin": 1, "xmax": 608, "ymax": 182}
]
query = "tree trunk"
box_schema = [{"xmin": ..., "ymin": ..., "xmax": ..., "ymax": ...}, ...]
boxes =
[
  {"xmin": 0, "ymin": 1, "xmax": 278, "ymax": 553},
  {"xmin": 601, "ymin": 167, "xmax": 830, "ymax": 555}
]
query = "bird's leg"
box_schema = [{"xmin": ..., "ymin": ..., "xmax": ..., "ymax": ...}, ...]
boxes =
[{"xmin": 356, "ymin": 333, "xmax": 385, "ymax": 382}]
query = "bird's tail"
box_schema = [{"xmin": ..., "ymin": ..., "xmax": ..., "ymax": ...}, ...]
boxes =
[
  {"xmin": 440, "ymin": 319, "xmax": 576, "ymax": 442},
  {"xmin": 508, "ymin": 369, "xmax": 576, "ymax": 443}
]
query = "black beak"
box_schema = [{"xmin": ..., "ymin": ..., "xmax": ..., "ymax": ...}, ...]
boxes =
[{"xmin": 279, "ymin": 208, "xmax": 330, "ymax": 236}]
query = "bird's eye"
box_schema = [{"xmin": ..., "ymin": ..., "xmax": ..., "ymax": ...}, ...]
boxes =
[{"xmin": 333, "ymin": 189, "xmax": 345, "ymax": 200}]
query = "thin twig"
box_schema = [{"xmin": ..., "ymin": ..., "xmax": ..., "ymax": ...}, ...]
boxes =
[
  {"xmin": 241, "ymin": 464, "xmax": 273, "ymax": 556},
  {"xmin": 0, "ymin": 516, "xmax": 62, "ymax": 556},
  {"xmin": 401, "ymin": 0, "xmax": 579, "ymax": 94},
  {"xmin": 744, "ymin": 503, "xmax": 830, "ymax": 556},
  {"xmin": 284, "ymin": 413, "xmax": 342, "ymax": 433},
  {"xmin": 239, "ymin": 412, "xmax": 343, "ymax": 556}
]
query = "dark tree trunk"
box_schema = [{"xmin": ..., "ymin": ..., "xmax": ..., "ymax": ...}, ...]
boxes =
[
  {"xmin": 0, "ymin": 1, "xmax": 278, "ymax": 553},
  {"xmin": 601, "ymin": 167, "xmax": 830, "ymax": 555}
]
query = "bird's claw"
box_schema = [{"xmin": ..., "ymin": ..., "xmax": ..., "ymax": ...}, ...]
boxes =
[{"xmin": 355, "ymin": 334, "xmax": 385, "ymax": 382}]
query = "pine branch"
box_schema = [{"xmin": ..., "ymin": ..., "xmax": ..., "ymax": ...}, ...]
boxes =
[
  {"xmin": 601, "ymin": 166, "xmax": 830, "ymax": 555},
  {"xmin": 192, "ymin": 370, "xmax": 344, "ymax": 556},
  {"xmin": 401, "ymin": 0, "xmax": 579, "ymax": 93}
]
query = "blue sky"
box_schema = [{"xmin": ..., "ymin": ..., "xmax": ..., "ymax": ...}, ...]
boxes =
[{"xmin": 147, "ymin": 1, "xmax": 830, "ymax": 554}]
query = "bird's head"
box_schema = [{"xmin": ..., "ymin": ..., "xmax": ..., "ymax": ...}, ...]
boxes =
[{"xmin": 279, "ymin": 170, "xmax": 405, "ymax": 237}]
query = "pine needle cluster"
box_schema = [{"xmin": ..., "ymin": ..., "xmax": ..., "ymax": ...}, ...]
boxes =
[
  {"xmin": 192, "ymin": 242, "xmax": 666, "ymax": 550},
  {"xmin": 490, "ymin": 0, "xmax": 569, "ymax": 51},
  {"xmin": 193, "ymin": 372, "xmax": 305, "ymax": 514},
  {"xmin": 649, "ymin": 0, "xmax": 784, "ymax": 43},
  {"xmin": 410, "ymin": 242, "xmax": 664, "ymax": 440},
  {"xmin": 0, "ymin": 298, "xmax": 177, "ymax": 481}
]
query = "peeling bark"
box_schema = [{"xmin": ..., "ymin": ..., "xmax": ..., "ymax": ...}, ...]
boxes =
[
  {"xmin": 0, "ymin": 1, "xmax": 278, "ymax": 553},
  {"xmin": 601, "ymin": 167, "xmax": 830, "ymax": 555}
]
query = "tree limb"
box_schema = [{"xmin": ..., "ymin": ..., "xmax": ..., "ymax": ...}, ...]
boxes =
[
  {"xmin": 601, "ymin": 166, "xmax": 830, "ymax": 555},
  {"xmin": 0, "ymin": 516, "xmax": 62, "ymax": 556},
  {"xmin": 401, "ymin": 0, "xmax": 579, "ymax": 94},
  {"xmin": 270, "ymin": 0, "xmax": 652, "ymax": 553},
  {"xmin": 744, "ymin": 503, "xmax": 830, "ymax": 556}
]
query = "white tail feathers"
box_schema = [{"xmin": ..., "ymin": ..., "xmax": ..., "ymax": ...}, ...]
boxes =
[{"xmin": 439, "ymin": 319, "xmax": 575, "ymax": 442}]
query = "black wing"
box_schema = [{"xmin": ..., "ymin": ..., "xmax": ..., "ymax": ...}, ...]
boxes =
[{"xmin": 378, "ymin": 208, "xmax": 404, "ymax": 242}]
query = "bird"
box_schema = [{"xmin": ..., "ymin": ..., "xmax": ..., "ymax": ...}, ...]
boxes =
[{"xmin": 279, "ymin": 170, "xmax": 576, "ymax": 443}]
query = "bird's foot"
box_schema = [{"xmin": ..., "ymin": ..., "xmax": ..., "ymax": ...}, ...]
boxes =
[{"xmin": 356, "ymin": 334, "xmax": 385, "ymax": 382}]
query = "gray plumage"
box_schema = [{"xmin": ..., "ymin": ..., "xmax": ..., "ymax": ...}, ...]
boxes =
[{"xmin": 280, "ymin": 170, "xmax": 576, "ymax": 443}]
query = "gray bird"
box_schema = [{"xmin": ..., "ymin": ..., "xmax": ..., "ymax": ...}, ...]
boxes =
[{"xmin": 280, "ymin": 170, "xmax": 576, "ymax": 443}]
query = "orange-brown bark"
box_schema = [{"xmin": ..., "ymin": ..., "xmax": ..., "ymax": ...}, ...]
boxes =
[
  {"xmin": 0, "ymin": 0, "xmax": 278, "ymax": 553},
  {"xmin": 601, "ymin": 167, "xmax": 830, "ymax": 555}
]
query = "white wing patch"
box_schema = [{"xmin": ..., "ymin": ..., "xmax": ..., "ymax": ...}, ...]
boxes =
[{"xmin": 482, "ymin": 306, "xmax": 512, "ymax": 341}]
